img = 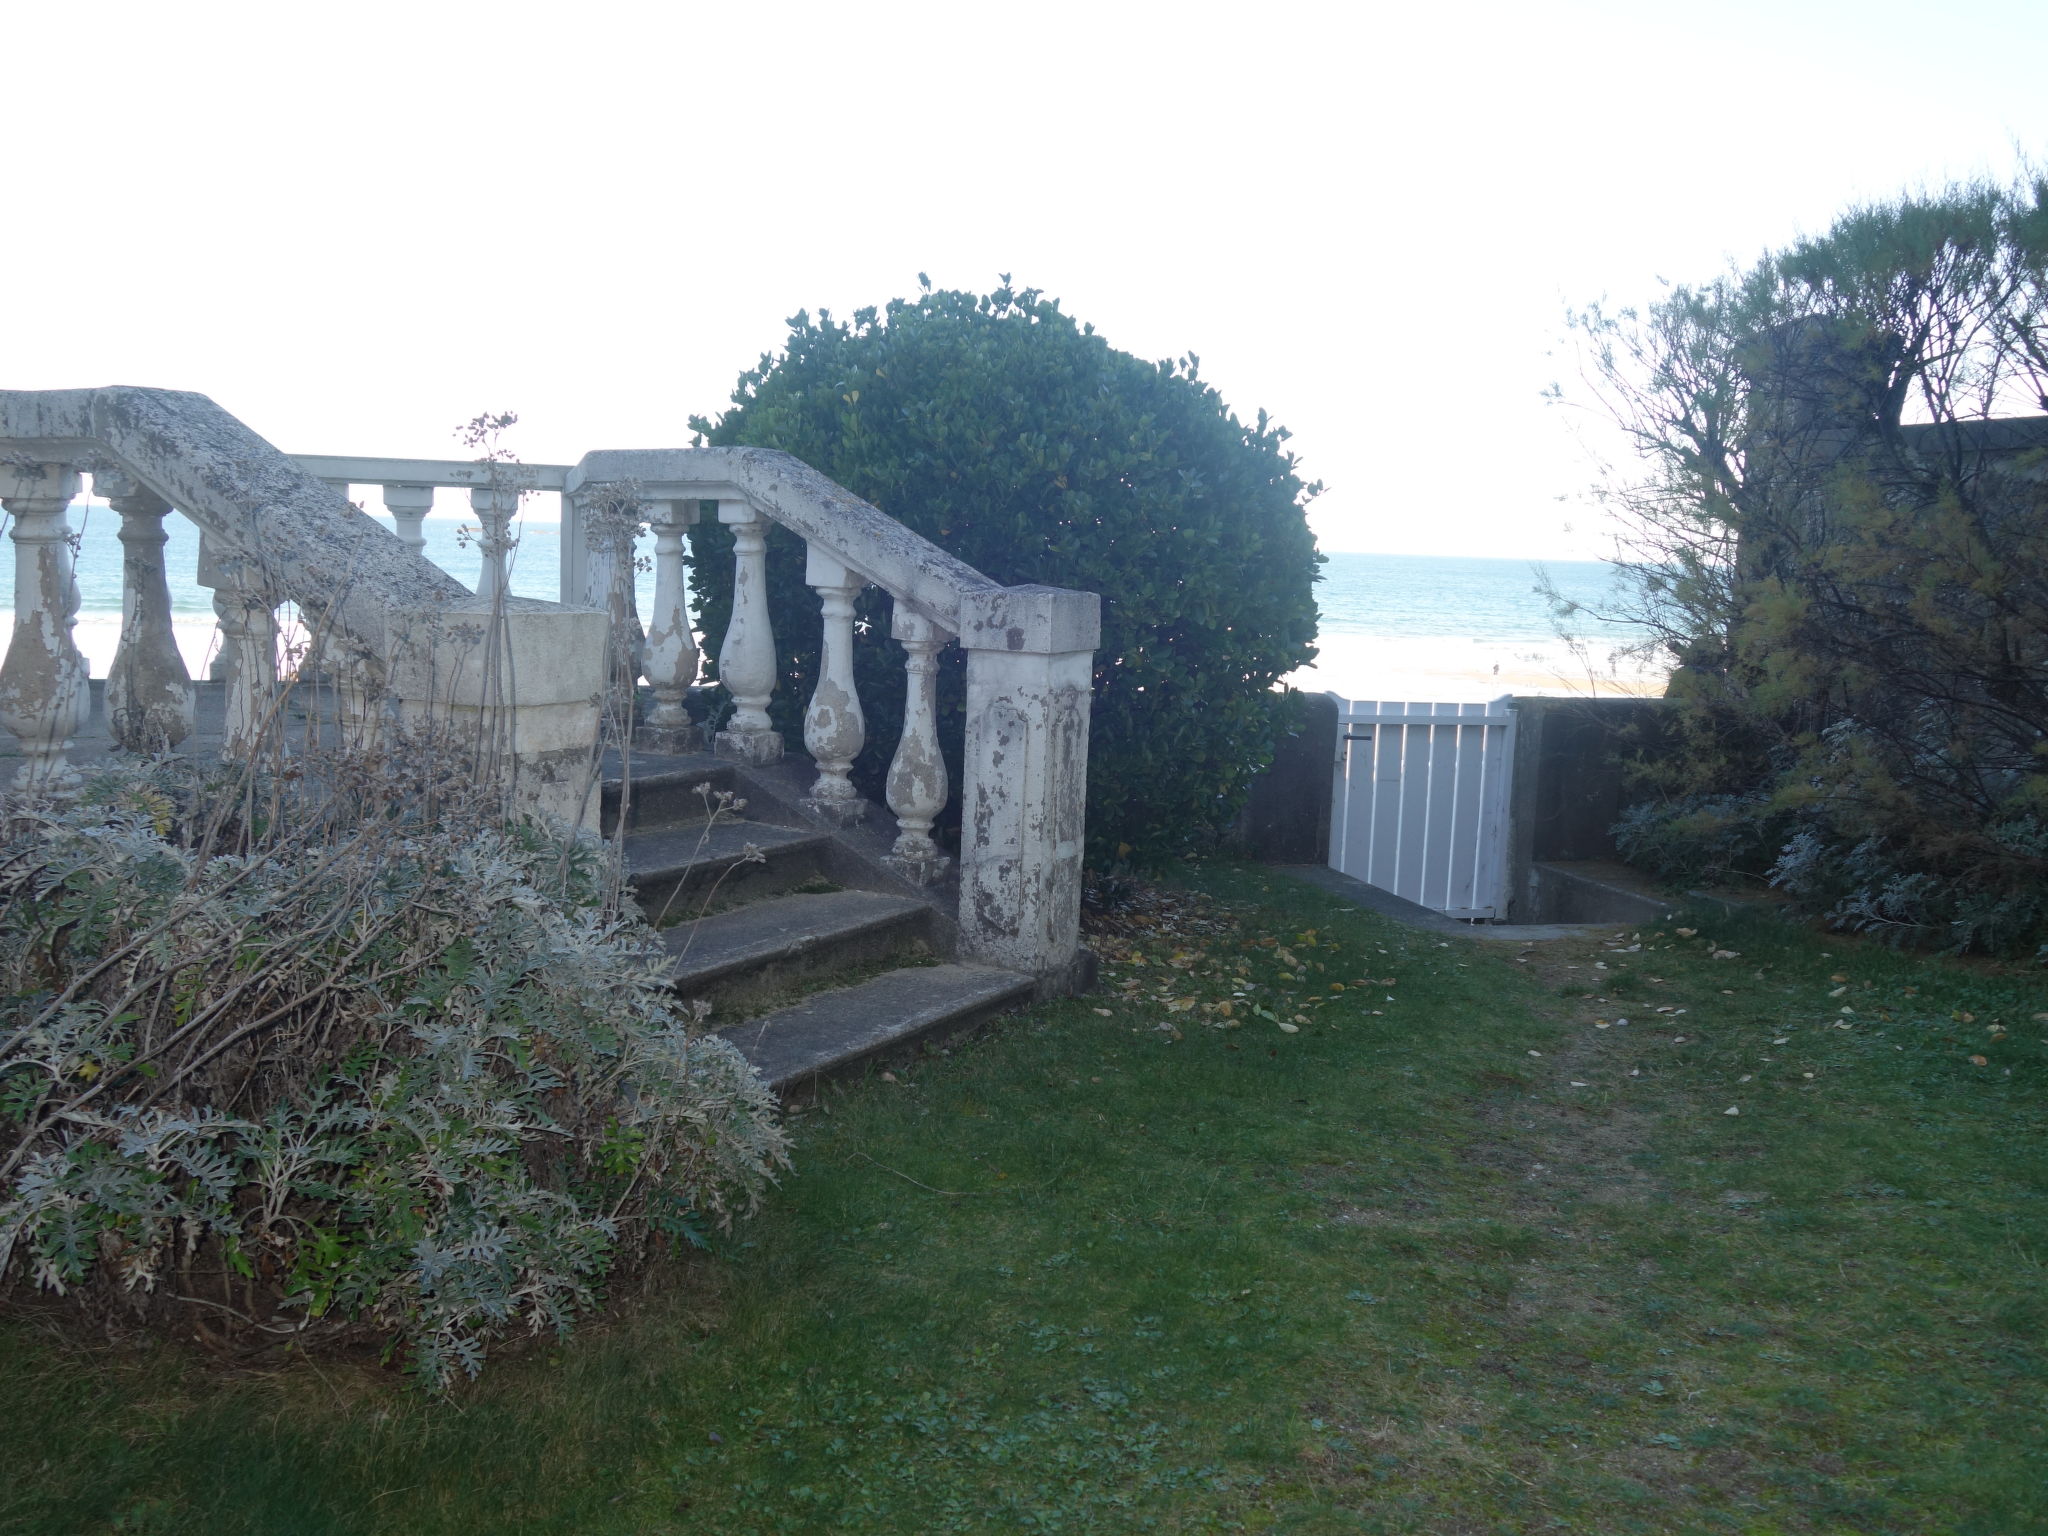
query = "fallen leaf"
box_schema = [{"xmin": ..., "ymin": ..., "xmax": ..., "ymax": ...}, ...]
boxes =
[
  {"xmin": 1676, "ymin": 927, "xmax": 1697, "ymax": 938},
  {"xmin": 1093, "ymin": 1008, "xmax": 1113, "ymax": 1016},
  {"xmin": 1528, "ymin": 1050, "xmax": 1544, "ymax": 1058},
  {"xmin": 1570, "ymin": 1080, "xmax": 1589, "ymax": 1087},
  {"xmin": 1166, "ymin": 997, "xmax": 1196, "ymax": 1013},
  {"xmin": 1277, "ymin": 1021, "xmax": 1300, "ymax": 1034},
  {"xmin": 1712, "ymin": 949, "xmax": 1741, "ymax": 960},
  {"xmin": 1970, "ymin": 1055, "xmax": 1988, "ymax": 1066},
  {"xmin": 1723, "ymin": 1106, "xmax": 1741, "ymax": 1116}
]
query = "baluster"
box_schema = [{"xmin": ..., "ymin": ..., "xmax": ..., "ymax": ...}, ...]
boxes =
[
  {"xmin": 310, "ymin": 625, "xmax": 382, "ymax": 750},
  {"xmin": 97, "ymin": 469, "xmax": 194, "ymax": 753},
  {"xmin": 639, "ymin": 498, "xmax": 702, "ymax": 753},
  {"xmin": 0, "ymin": 463, "xmax": 91, "ymax": 788},
  {"xmin": 801, "ymin": 547, "xmax": 868, "ymax": 824},
  {"xmin": 602, "ymin": 496, "xmax": 647, "ymax": 727},
  {"xmin": 383, "ymin": 484, "xmax": 434, "ymax": 556},
  {"xmin": 712, "ymin": 498, "xmax": 783, "ymax": 764},
  {"xmin": 469, "ymin": 485, "xmax": 520, "ymax": 602},
  {"xmin": 883, "ymin": 608, "xmax": 952, "ymax": 884},
  {"xmin": 197, "ymin": 535, "xmax": 278, "ymax": 760}
]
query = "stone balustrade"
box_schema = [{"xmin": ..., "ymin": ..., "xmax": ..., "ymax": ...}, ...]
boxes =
[
  {"xmin": 0, "ymin": 393, "xmax": 1099, "ymax": 985},
  {"xmin": 562, "ymin": 448, "xmax": 1101, "ymax": 985},
  {"xmin": 0, "ymin": 390, "xmax": 607, "ymax": 826}
]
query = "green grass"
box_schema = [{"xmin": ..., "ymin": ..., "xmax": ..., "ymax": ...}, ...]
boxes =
[{"xmin": 5, "ymin": 865, "xmax": 2045, "ymax": 1534}]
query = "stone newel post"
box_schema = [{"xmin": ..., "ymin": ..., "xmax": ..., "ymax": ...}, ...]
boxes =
[
  {"xmin": 0, "ymin": 464, "xmax": 91, "ymax": 788},
  {"xmin": 955, "ymin": 585, "xmax": 1099, "ymax": 987}
]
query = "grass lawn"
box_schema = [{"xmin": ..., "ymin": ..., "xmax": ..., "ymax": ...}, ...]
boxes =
[{"xmin": 4, "ymin": 864, "xmax": 2045, "ymax": 1534}]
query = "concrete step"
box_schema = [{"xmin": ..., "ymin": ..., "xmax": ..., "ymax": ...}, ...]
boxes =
[
  {"xmin": 600, "ymin": 753, "xmax": 740, "ymax": 836},
  {"xmin": 661, "ymin": 888, "xmax": 933, "ymax": 1008},
  {"xmin": 717, "ymin": 962, "xmax": 1035, "ymax": 1092},
  {"xmin": 624, "ymin": 819, "xmax": 833, "ymax": 926}
]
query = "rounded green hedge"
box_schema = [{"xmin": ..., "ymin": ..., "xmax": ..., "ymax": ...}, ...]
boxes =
[{"xmin": 687, "ymin": 280, "xmax": 1322, "ymax": 865}]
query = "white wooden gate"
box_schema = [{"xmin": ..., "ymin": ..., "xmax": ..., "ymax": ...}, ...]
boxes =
[{"xmin": 1327, "ymin": 697, "xmax": 1517, "ymax": 919}]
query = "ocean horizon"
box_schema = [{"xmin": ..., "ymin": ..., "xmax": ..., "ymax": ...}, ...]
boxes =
[{"xmin": 1, "ymin": 509, "xmax": 1665, "ymax": 701}]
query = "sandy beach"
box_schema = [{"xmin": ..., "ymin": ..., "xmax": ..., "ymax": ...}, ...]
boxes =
[{"xmin": 1284, "ymin": 631, "xmax": 1667, "ymax": 702}]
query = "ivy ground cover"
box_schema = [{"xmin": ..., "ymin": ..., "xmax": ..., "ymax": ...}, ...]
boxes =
[{"xmin": 3, "ymin": 867, "xmax": 2044, "ymax": 1533}]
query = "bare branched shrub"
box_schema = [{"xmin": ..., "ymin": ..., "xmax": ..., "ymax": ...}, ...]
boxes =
[{"xmin": 0, "ymin": 740, "xmax": 787, "ymax": 1388}]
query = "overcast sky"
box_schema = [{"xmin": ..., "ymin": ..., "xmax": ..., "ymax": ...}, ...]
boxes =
[{"xmin": 10, "ymin": 0, "xmax": 2048, "ymax": 559}]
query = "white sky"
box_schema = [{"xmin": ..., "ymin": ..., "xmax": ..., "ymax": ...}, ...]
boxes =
[{"xmin": 10, "ymin": 0, "xmax": 2048, "ymax": 560}]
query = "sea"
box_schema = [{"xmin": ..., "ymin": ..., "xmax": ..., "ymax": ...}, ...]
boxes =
[{"xmin": 0, "ymin": 507, "xmax": 1665, "ymax": 702}]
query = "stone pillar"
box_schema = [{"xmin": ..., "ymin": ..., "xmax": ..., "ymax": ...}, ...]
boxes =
[
  {"xmin": 639, "ymin": 498, "xmax": 701, "ymax": 753},
  {"xmin": 955, "ymin": 585, "xmax": 1099, "ymax": 987},
  {"xmin": 0, "ymin": 464, "xmax": 91, "ymax": 789},
  {"xmin": 383, "ymin": 484, "xmax": 434, "ymax": 556},
  {"xmin": 384, "ymin": 596, "xmax": 609, "ymax": 832},
  {"xmin": 469, "ymin": 485, "xmax": 520, "ymax": 604},
  {"xmin": 197, "ymin": 534, "xmax": 278, "ymax": 760},
  {"xmin": 712, "ymin": 498, "xmax": 782, "ymax": 764},
  {"xmin": 801, "ymin": 545, "xmax": 867, "ymax": 825},
  {"xmin": 883, "ymin": 606, "xmax": 952, "ymax": 885},
  {"xmin": 98, "ymin": 469, "xmax": 195, "ymax": 753}
]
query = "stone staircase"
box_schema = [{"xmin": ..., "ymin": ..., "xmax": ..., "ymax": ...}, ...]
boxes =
[
  {"xmin": 602, "ymin": 746, "xmax": 1038, "ymax": 1094},
  {"xmin": 44, "ymin": 688, "xmax": 1043, "ymax": 1098}
]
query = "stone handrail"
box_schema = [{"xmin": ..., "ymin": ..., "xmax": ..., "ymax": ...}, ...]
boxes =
[{"xmin": 0, "ymin": 387, "xmax": 606, "ymax": 824}]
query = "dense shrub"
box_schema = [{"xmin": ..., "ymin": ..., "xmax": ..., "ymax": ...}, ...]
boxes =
[
  {"xmin": 1575, "ymin": 177, "xmax": 2048, "ymax": 957},
  {"xmin": 1612, "ymin": 792, "xmax": 1792, "ymax": 887},
  {"xmin": 687, "ymin": 279, "xmax": 1323, "ymax": 864},
  {"xmin": 0, "ymin": 755, "xmax": 785, "ymax": 1388}
]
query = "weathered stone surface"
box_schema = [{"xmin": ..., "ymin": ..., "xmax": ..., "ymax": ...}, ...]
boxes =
[
  {"xmin": 566, "ymin": 445, "xmax": 1100, "ymax": 982},
  {"xmin": 0, "ymin": 464, "xmax": 91, "ymax": 786},
  {"xmin": 567, "ymin": 446, "xmax": 1008, "ymax": 638},
  {"xmin": 98, "ymin": 472, "xmax": 195, "ymax": 753},
  {"xmin": 801, "ymin": 545, "xmax": 867, "ymax": 824},
  {"xmin": 0, "ymin": 388, "xmax": 609, "ymax": 827},
  {"xmin": 957, "ymin": 644, "xmax": 1092, "ymax": 980},
  {"xmin": 642, "ymin": 499, "xmax": 700, "ymax": 738},
  {"xmin": 712, "ymin": 499, "xmax": 783, "ymax": 765},
  {"xmin": 883, "ymin": 606, "xmax": 952, "ymax": 886},
  {"xmin": 0, "ymin": 387, "xmax": 475, "ymax": 668},
  {"xmin": 659, "ymin": 888, "xmax": 928, "ymax": 999},
  {"xmin": 716, "ymin": 962, "xmax": 1034, "ymax": 1092}
]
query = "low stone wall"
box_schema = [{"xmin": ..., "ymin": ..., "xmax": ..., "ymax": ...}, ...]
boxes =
[
  {"xmin": 1229, "ymin": 691, "xmax": 1338, "ymax": 864},
  {"xmin": 1502, "ymin": 696, "xmax": 1670, "ymax": 922}
]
